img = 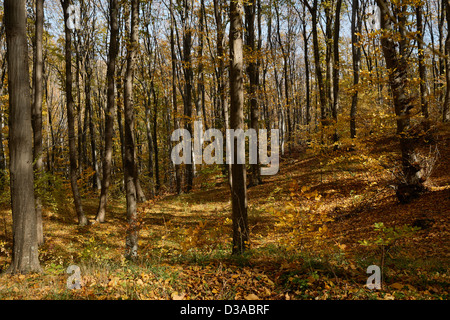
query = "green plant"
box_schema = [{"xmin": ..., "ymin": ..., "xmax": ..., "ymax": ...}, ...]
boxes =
[{"xmin": 359, "ymin": 222, "xmax": 420, "ymax": 283}]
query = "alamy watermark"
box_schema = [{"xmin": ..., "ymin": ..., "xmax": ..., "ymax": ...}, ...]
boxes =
[
  {"xmin": 66, "ymin": 4, "xmax": 81, "ymax": 30},
  {"xmin": 171, "ymin": 121, "xmax": 279, "ymax": 176},
  {"xmin": 366, "ymin": 4, "xmax": 381, "ymax": 31},
  {"xmin": 366, "ymin": 265, "xmax": 382, "ymax": 290}
]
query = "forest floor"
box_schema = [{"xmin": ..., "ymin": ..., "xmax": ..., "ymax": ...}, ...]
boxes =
[{"xmin": 0, "ymin": 125, "xmax": 449, "ymax": 300}]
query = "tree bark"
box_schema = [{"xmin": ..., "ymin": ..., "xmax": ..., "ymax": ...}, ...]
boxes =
[
  {"xmin": 32, "ymin": 0, "xmax": 45, "ymax": 245},
  {"xmin": 95, "ymin": 0, "xmax": 119, "ymax": 222},
  {"xmin": 376, "ymin": 0, "xmax": 425, "ymax": 203},
  {"xmin": 230, "ymin": 0, "xmax": 249, "ymax": 255},
  {"xmin": 443, "ymin": 0, "xmax": 450, "ymax": 122},
  {"xmin": 332, "ymin": 0, "xmax": 342, "ymax": 142},
  {"xmin": 416, "ymin": 3, "xmax": 429, "ymax": 121},
  {"xmin": 182, "ymin": 0, "xmax": 194, "ymax": 193},
  {"xmin": 5, "ymin": 0, "xmax": 42, "ymax": 273},
  {"xmin": 170, "ymin": 0, "xmax": 182, "ymax": 194},
  {"xmin": 62, "ymin": 0, "xmax": 88, "ymax": 226},
  {"xmin": 245, "ymin": 0, "xmax": 261, "ymax": 187},
  {"xmin": 124, "ymin": 0, "xmax": 140, "ymax": 259},
  {"xmin": 350, "ymin": 0, "xmax": 362, "ymax": 139}
]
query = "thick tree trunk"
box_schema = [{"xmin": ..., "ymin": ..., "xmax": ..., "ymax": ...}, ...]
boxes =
[
  {"xmin": 376, "ymin": 0, "xmax": 425, "ymax": 203},
  {"xmin": 32, "ymin": 0, "xmax": 44, "ymax": 246},
  {"xmin": 5, "ymin": 0, "xmax": 42, "ymax": 273},
  {"xmin": 124, "ymin": 0, "xmax": 140, "ymax": 259},
  {"xmin": 62, "ymin": 0, "xmax": 88, "ymax": 226},
  {"xmin": 230, "ymin": 0, "xmax": 249, "ymax": 255}
]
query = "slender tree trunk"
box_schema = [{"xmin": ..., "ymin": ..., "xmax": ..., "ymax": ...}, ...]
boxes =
[
  {"xmin": 309, "ymin": 0, "xmax": 327, "ymax": 122},
  {"xmin": 182, "ymin": 1, "xmax": 194, "ymax": 193},
  {"xmin": 301, "ymin": 3, "xmax": 311, "ymax": 126},
  {"xmin": 443, "ymin": 0, "xmax": 450, "ymax": 122},
  {"xmin": 62, "ymin": 0, "xmax": 88, "ymax": 226},
  {"xmin": 5, "ymin": 0, "xmax": 42, "ymax": 273},
  {"xmin": 170, "ymin": 0, "xmax": 181, "ymax": 194},
  {"xmin": 214, "ymin": 0, "xmax": 232, "ymax": 188},
  {"xmin": 245, "ymin": 0, "xmax": 261, "ymax": 187},
  {"xmin": 96, "ymin": 0, "xmax": 119, "ymax": 222},
  {"xmin": 151, "ymin": 81, "xmax": 161, "ymax": 193},
  {"xmin": 332, "ymin": 0, "xmax": 342, "ymax": 143},
  {"xmin": 350, "ymin": 0, "xmax": 361, "ymax": 139},
  {"xmin": 124, "ymin": 0, "xmax": 140, "ymax": 259},
  {"xmin": 230, "ymin": 0, "xmax": 249, "ymax": 255},
  {"xmin": 416, "ymin": 4, "xmax": 429, "ymax": 121},
  {"xmin": 32, "ymin": 0, "xmax": 45, "ymax": 246}
]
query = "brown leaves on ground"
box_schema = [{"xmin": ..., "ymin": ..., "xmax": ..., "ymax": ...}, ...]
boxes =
[{"xmin": 0, "ymin": 127, "xmax": 449, "ymax": 300}]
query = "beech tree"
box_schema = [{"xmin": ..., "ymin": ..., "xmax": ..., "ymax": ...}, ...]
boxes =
[
  {"xmin": 96, "ymin": 0, "xmax": 120, "ymax": 223},
  {"xmin": 376, "ymin": 0, "xmax": 426, "ymax": 203},
  {"xmin": 124, "ymin": 0, "xmax": 140, "ymax": 260},
  {"xmin": 230, "ymin": 0, "xmax": 249, "ymax": 254},
  {"xmin": 5, "ymin": 0, "xmax": 42, "ymax": 274},
  {"xmin": 62, "ymin": 0, "xmax": 88, "ymax": 226},
  {"xmin": 32, "ymin": 0, "xmax": 45, "ymax": 245}
]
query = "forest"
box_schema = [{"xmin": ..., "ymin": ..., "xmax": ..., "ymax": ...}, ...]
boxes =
[{"xmin": 0, "ymin": 0, "xmax": 449, "ymax": 302}]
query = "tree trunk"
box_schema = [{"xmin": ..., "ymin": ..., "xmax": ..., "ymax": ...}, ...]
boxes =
[
  {"xmin": 95, "ymin": 0, "xmax": 119, "ymax": 223},
  {"xmin": 309, "ymin": 0, "xmax": 327, "ymax": 122},
  {"xmin": 301, "ymin": 3, "xmax": 311, "ymax": 126},
  {"xmin": 376, "ymin": 0, "xmax": 425, "ymax": 203},
  {"xmin": 443, "ymin": 0, "xmax": 450, "ymax": 122},
  {"xmin": 332, "ymin": 0, "xmax": 342, "ymax": 143},
  {"xmin": 416, "ymin": 3, "xmax": 429, "ymax": 121},
  {"xmin": 62, "ymin": 0, "xmax": 88, "ymax": 226},
  {"xmin": 170, "ymin": 0, "xmax": 181, "ymax": 194},
  {"xmin": 124, "ymin": 0, "xmax": 140, "ymax": 260},
  {"xmin": 5, "ymin": 0, "xmax": 42, "ymax": 273},
  {"xmin": 350, "ymin": 0, "xmax": 362, "ymax": 139},
  {"xmin": 245, "ymin": 0, "xmax": 261, "ymax": 187},
  {"xmin": 32, "ymin": 0, "xmax": 45, "ymax": 246},
  {"xmin": 182, "ymin": 1, "xmax": 194, "ymax": 193},
  {"xmin": 229, "ymin": 0, "xmax": 249, "ymax": 255}
]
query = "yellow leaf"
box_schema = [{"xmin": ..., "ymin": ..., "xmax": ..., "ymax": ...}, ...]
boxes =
[
  {"xmin": 244, "ymin": 293, "xmax": 259, "ymax": 300},
  {"xmin": 391, "ymin": 283, "xmax": 405, "ymax": 290},
  {"xmin": 301, "ymin": 186, "xmax": 310, "ymax": 193},
  {"xmin": 172, "ymin": 292, "xmax": 186, "ymax": 300}
]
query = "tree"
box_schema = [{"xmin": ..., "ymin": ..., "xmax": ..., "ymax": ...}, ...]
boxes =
[
  {"xmin": 331, "ymin": 0, "xmax": 342, "ymax": 142},
  {"xmin": 182, "ymin": 0, "xmax": 194, "ymax": 193},
  {"xmin": 350, "ymin": 0, "xmax": 362, "ymax": 139},
  {"xmin": 32, "ymin": 0, "xmax": 45, "ymax": 245},
  {"xmin": 96, "ymin": 0, "xmax": 120, "ymax": 223},
  {"xmin": 62, "ymin": 0, "xmax": 88, "ymax": 226},
  {"xmin": 245, "ymin": 0, "xmax": 261, "ymax": 187},
  {"xmin": 4, "ymin": 0, "xmax": 42, "ymax": 274},
  {"xmin": 416, "ymin": 1, "xmax": 429, "ymax": 121},
  {"xmin": 444, "ymin": 0, "xmax": 450, "ymax": 122},
  {"xmin": 170, "ymin": 0, "xmax": 182, "ymax": 194},
  {"xmin": 230, "ymin": 0, "xmax": 249, "ymax": 254},
  {"xmin": 376, "ymin": 0, "xmax": 426, "ymax": 203},
  {"xmin": 124, "ymin": 0, "xmax": 140, "ymax": 260}
]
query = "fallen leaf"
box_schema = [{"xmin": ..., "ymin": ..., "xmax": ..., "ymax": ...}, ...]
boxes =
[
  {"xmin": 244, "ymin": 293, "xmax": 259, "ymax": 300},
  {"xmin": 172, "ymin": 292, "xmax": 186, "ymax": 300}
]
